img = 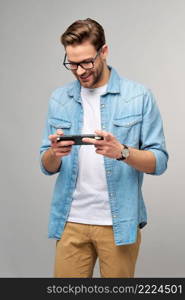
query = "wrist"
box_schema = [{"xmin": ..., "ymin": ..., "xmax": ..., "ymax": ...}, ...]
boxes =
[
  {"xmin": 116, "ymin": 144, "xmax": 124, "ymax": 160},
  {"xmin": 116, "ymin": 144, "xmax": 130, "ymax": 161}
]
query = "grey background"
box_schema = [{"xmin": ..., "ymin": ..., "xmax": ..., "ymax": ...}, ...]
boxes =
[{"xmin": 0, "ymin": 0, "xmax": 184, "ymax": 277}]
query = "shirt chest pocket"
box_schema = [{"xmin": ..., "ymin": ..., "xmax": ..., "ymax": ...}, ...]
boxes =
[
  {"xmin": 113, "ymin": 114, "xmax": 142, "ymax": 146},
  {"xmin": 48, "ymin": 118, "xmax": 72, "ymax": 134}
]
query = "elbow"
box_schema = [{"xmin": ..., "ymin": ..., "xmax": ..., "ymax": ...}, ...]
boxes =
[
  {"xmin": 40, "ymin": 159, "xmax": 57, "ymax": 176},
  {"xmin": 39, "ymin": 150, "xmax": 59, "ymax": 176},
  {"xmin": 154, "ymin": 162, "xmax": 168, "ymax": 176},
  {"xmin": 147, "ymin": 149, "xmax": 169, "ymax": 176}
]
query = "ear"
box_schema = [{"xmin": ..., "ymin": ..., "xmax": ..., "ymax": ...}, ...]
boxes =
[{"xmin": 101, "ymin": 44, "xmax": 108, "ymax": 59}]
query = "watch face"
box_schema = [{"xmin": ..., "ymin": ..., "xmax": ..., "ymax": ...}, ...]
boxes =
[
  {"xmin": 117, "ymin": 145, "xmax": 129, "ymax": 161},
  {"xmin": 122, "ymin": 148, "xmax": 130, "ymax": 158}
]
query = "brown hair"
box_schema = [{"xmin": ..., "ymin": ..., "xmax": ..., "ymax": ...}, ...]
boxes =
[{"xmin": 61, "ymin": 18, "xmax": 106, "ymax": 51}]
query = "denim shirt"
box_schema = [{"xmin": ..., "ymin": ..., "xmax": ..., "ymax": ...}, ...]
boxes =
[{"xmin": 40, "ymin": 66, "xmax": 168, "ymax": 245}]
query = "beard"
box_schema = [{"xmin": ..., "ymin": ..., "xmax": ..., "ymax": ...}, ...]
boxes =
[{"xmin": 73, "ymin": 60, "xmax": 104, "ymax": 88}]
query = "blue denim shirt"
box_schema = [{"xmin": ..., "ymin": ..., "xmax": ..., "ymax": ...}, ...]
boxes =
[{"xmin": 40, "ymin": 66, "xmax": 168, "ymax": 245}]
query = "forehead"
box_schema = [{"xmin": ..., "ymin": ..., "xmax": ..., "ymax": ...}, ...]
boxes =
[{"xmin": 65, "ymin": 41, "xmax": 97, "ymax": 62}]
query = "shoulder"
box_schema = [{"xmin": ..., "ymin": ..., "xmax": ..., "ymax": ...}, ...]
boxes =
[
  {"xmin": 110, "ymin": 66, "xmax": 152, "ymax": 99},
  {"xmin": 119, "ymin": 76, "xmax": 150, "ymax": 99},
  {"xmin": 49, "ymin": 81, "xmax": 76, "ymax": 105}
]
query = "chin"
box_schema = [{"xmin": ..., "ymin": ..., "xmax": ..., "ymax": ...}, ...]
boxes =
[{"xmin": 81, "ymin": 80, "xmax": 94, "ymax": 88}]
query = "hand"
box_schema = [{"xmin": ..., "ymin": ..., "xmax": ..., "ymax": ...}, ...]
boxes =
[
  {"xmin": 82, "ymin": 130, "xmax": 123, "ymax": 159},
  {"xmin": 48, "ymin": 129, "xmax": 74, "ymax": 158}
]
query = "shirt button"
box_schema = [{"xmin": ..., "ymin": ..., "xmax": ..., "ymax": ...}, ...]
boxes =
[
  {"xmin": 102, "ymin": 125, "xmax": 106, "ymax": 129},
  {"xmin": 106, "ymin": 170, "xmax": 111, "ymax": 175},
  {"xmin": 101, "ymin": 104, "xmax": 105, "ymax": 108},
  {"xmin": 113, "ymin": 215, "xmax": 117, "ymax": 218}
]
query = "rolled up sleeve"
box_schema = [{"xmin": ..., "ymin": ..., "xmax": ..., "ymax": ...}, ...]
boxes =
[
  {"xmin": 39, "ymin": 98, "xmax": 62, "ymax": 176},
  {"xmin": 140, "ymin": 90, "xmax": 169, "ymax": 175}
]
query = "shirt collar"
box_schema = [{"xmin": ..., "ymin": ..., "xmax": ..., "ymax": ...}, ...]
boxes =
[{"xmin": 67, "ymin": 65, "xmax": 121, "ymax": 101}]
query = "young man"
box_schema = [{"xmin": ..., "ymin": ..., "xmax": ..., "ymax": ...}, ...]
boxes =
[{"xmin": 40, "ymin": 18, "xmax": 168, "ymax": 277}]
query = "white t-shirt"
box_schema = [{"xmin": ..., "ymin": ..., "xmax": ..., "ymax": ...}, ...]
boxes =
[{"xmin": 67, "ymin": 84, "xmax": 112, "ymax": 225}]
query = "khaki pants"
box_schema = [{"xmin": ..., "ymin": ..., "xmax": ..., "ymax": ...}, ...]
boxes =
[{"xmin": 54, "ymin": 222, "xmax": 141, "ymax": 278}]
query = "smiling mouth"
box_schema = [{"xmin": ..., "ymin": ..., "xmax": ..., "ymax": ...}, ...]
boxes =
[{"xmin": 80, "ymin": 73, "xmax": 92, "ymax": 80}]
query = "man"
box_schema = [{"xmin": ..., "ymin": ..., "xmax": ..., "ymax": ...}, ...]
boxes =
[{"xmin": 40, "ymin": 18, "xmax": 168, "ymax": 278}]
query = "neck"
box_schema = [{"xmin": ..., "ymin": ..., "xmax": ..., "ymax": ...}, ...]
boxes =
[
  {"xmin": 102, "ymin": 65, "xmax": 110, "ymax": 85},
  {"xmin": 94, "ymin": 64, "xmax": 110, "ymax": 88}
]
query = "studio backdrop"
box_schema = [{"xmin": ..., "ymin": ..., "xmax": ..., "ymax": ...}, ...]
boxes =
[{"xmin": 0, "ymin": 0, "xmax": 184, "ymax": 277}]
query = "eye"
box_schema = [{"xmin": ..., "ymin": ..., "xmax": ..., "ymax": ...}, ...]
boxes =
[
  {"xmin": 67, "ymin": 63, "xmax": 78, "ymax": 70},
  {"xmin": 82, "ymin": 61, "xmax": 92, "ymax": 65},
  {"xmin": 81, "ymin": 61, "xmax": 94, "ymax": 69},
  {"xmin": 82, "ymin": 60, "xmax": 92, "ymax": 63},
  {"xmin": 70, "ymin": 63, "xmax": 77, "ymax": 67}
]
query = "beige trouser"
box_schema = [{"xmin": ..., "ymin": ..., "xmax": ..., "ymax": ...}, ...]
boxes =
[{"xmin": 54, "ymin": 222, "xmax": 141, "ymax": 278}]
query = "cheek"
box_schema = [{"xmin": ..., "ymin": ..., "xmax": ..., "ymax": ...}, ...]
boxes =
[
  {"xmin": 96, "ymin": 62, "xmax": 104, "ymax": 75},
  {"xmin": 72, "ymin": 70, "xmax": 78, "ymax": 77},
  {"xmin": 95, "ymin": 64, "xmax": 103, "ymax": 79}
]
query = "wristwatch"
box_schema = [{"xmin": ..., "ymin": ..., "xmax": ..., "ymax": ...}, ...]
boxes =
[{"xmin": 116, "ymin": 144, "xmax": 130, "ymax": 161}]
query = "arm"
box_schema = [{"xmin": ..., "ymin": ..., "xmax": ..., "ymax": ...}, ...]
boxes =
[
  {"xmin": 83, "ymin": 132, "xmax": 156, "ymax": 173},
  {"xmin": 39, "ymin": 95, "xmax": 74, "ymax": 175},
  {"xmin": 41, "ymin": 147, "xmax": 62, "ymax": 174},
  {"xmin": 41, "ymin": 129, "xmax": 75, "ymax": 174},
  {"xmin": 82, "ymin": 90, "xmax": 168, "ymax": 175},
  {"xmin": 120, "ymin": 146, "xmax": 156, "ymax": 173}
]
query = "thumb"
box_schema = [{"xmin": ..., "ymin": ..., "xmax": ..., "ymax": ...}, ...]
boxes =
[{"xmin": 56, "ymin": 129, "xmax": 64, "ymax": 135}]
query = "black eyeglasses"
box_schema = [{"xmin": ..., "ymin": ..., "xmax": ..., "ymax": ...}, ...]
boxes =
[{"xmin": 63, "ymin": 47, "xmax": 102, "ymax": 70}]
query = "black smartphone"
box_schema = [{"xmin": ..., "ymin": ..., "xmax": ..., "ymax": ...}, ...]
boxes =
[{"xmin": 56, "ymin": 134, "xmax": 103, "ymax": 145}]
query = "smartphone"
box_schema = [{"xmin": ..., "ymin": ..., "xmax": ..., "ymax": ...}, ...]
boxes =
[{"xmin": 56, "ymin": 134, "xmax": 103, "ymax": 145}]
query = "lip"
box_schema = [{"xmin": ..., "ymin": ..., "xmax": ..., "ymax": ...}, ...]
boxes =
[{"xmin": 80, "ymin": 73, "xmax": 92, "ymax": 81}]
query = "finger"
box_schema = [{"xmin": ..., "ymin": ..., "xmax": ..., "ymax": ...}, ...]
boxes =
[
  {"xmin": 95, "ymin": 129, "xmax": 107, "ymax": 137},
  {"xmin": 96, "ymin": 130, "xmax": 113, "ymax": 141},
  {"xmin": 55, "ymin": 146, "xmax": 72, "ymax": 152},
  {"xmin": 49, "ymin": 129, "xmax": 64, "ymax": 142},
  {"xmin": 56, "ymin": 129, "xmax": 64, "ymax": 135},
  {"xmin": 49, "ymin": 134, "xmax": 59, "ymax": 143},
  {"xmin": 54, "ymin": 146, "xmax": 72, "ymax": 155},
  {"xmin": 82, "ymin": 137, "xmax": 103, "ymax": 145},
  {"xmin": 95, "ymin": 148, "xmax": 105, "ymax": 155},
  {"xmin": 55, "ymin": 149, "xmax": 71, "ymax": 157},
  {"xmin": 104, "ymin": 133, "xmax": 112, "ymax": 141},
  {"xmin": 94, "ymin": 144, "xmax": 103, "ymax": 150},
  {"xmin": 59, "ymin": 147, "xmax": 72, "ymax": 153},
  {"xmin": 57, "ymin": 140, "xmax": 75, "ymax": 147}
]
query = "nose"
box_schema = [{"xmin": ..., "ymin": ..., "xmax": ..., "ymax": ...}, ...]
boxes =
[{"xmin": 76, "ymin": 65, "xmax": 86, "ymax": 76}]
